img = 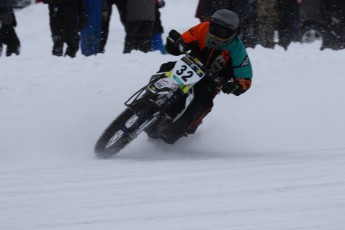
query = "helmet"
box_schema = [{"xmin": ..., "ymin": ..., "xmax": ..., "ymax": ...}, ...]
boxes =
[{"xmin": 208, "ymin": 9, "xmax": 240, "ymax": 47}]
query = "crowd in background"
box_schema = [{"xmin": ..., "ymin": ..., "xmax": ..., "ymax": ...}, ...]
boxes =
[
  {"xmin": 196, "ymin": 0, "xmax": 345, "ymax": 50},
  {"xmin": 1, "ymin": 0, "xmax": 344, "ymax": 58},
  {"xmin": 0, "ymin": 0, "xmax": 21, "ymax": 57}
]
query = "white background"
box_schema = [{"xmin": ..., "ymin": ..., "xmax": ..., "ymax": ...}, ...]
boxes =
[{"xmin": 1, "ymin": 1, "xmax": 345, "ymax": 229}]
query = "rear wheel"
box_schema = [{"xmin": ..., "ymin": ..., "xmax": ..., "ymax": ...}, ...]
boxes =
[{"xmin": 94, "ymin": 109, "xmax": 143, "ymax": 158}]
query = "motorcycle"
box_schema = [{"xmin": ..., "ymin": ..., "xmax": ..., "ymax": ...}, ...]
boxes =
[{"xmin": 94, "ymin": 52, "xmax": 219, "ymax": 158}]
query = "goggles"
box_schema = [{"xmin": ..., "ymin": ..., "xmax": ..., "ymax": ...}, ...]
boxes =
[{"xmin": 209, "ymin": 22, "xmax": 237, "ymax": 40}]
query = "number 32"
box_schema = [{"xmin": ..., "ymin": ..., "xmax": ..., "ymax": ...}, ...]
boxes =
[{"xmin": 176, "ymin": 64, "xmax": 193, "ymax": 82}]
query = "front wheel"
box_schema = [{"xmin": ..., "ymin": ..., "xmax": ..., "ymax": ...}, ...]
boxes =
[{"xmin": 94, "ymin": 108, "xmax": 143, "ymax": 158}]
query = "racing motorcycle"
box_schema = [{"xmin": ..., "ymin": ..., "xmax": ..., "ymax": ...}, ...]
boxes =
[{"xmin": 94, "ymin": 51, "xmax": 219, "ymax": 158}]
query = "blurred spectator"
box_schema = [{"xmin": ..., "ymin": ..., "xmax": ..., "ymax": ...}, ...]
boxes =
[
  {"xmin": 229, "ymin": 0, "xmax": 258, "ymax": 48},
  {"xmin": 321, "ymin": 0, "xmax": 345, "ymax": 50},
  {"xmin": 114, "ymin": 0, "xmax": 126, "ymax": 26},
  {"xmin": 42, "ymin": 0, "xmax": 87, "ymax": 58},
  {"xmin": 99, "ymin": 0, "xmax": 126, "ymax": 53},
  {"xmin": 257, "ymin": 0, "xmax": 277, "ymax": 48},
  {"xmin": 276, "ymin": 0, "xmax": 299, "ymax": 50},
  {"xmin": 195, "ymin": 0, "xmax": 230, "ymax": 22},
  {"xmin": 0, "ymin": 2, "xmax": 21, "ymax": 57},
  {"xmin": 152, "ymin": 0, "xmax": 165, "ymax": 53},
  {"xmin": 98, "ymin": 0, "xmax": 112, "ymax": 54},
  {"xmin": 124, "ymin": 0, "xmax": 155, "ymax": 53},
  {"xmin": 80, "ymin": 0, "xmax": 107, "ymax": 56}
]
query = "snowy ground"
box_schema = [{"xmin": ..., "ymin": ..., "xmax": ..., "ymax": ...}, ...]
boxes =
[{"xmin": 1, "ymin": 1, "xmax": 345, "ymax": 229}]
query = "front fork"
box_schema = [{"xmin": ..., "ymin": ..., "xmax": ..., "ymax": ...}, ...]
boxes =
[{"xmin": 125, "ymin": 74, "xmax": 187, "ymax": 129}]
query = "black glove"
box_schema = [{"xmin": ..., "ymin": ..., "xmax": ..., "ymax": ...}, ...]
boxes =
[
  {"xmin": 222, "ymin": 81, "xmax": 243, "ymax": 96},
  {"xmin": 167, "ymin": 30, "xmax": 188, "ymax": 53},
  {"xmin": 205, "ymin": 71, "xmax": 222, "ymax": 88}
]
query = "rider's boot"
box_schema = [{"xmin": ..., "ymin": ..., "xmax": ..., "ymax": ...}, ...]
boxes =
[{"xmin": 158, "ymin": 119, "xmax": 186, "ymax": 144}]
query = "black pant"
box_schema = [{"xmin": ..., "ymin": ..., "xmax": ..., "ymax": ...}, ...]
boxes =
[
  {"xmin": 0, "ymin": 25, "xmax": 20, "ymax": 56},
  {"xmin": 156, "ymin": 88, "xmax": 214, "ymax": 144},
  {"xmin": 48, "ymin": 3, "xmax": 80, "ymax": 56},
  {"xmin": 276, "ymin": 0, "xmax": 299, "ymax": 49},
  {"xmin": 147, "ymin": 62, "xmax": 217, "ymax": 144},
  {"xmin": 99, "ymin": 0, "xmax": 126, "ymax": 52},
  {"xmin": 124, "ymin": 21, "xmax": 154, "ymax": 53}
]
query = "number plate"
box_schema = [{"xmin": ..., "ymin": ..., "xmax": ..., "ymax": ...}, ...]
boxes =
[
  {"xmin": 154, "ymin": 78, "xmax": 178, "ymax": 90},
  {"xmin": 172, "ymin": 56, "xmax": 205, "ymax": 86}
]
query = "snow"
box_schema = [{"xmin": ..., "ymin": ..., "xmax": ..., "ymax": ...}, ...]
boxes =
[{"xmin": 1, "ymin": 1, "xmax": 345, "ymax": 229}]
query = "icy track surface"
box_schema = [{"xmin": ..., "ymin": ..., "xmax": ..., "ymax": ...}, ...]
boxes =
[{"xmin": 1, "ymin": 1, "xmax": 345, "ymax": 229}]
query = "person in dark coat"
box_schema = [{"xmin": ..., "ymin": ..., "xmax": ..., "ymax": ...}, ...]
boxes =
[
  {"xmin": 0, "ymin": 1, "xmax": 20, "ymax": 57},
  {"xmin": 124, "ymin": 0, "xmax": 155, "ymax": 53},
  {"xmin": 257, "ymin": 0, "xmax": 277, "ymax": 48},
  {"xmin": 152, "ymin": 0, "xmax": 165, "ymax": 53},
  {"xmin": 99, "ymin": 0, "xmax": 126, "ymax": 53},
  {"xmin": 42, "ymin": 0, "xmax": 87, "ymax": 58},
  {"xmin": 195, "ymin": 0, "xmax": 230, "ymax": 22},
  {"xmin": 276, "ymin": 0, "xmax": 299, "ymax": 50},
  {"xmin": 229, "ymin": 0, "xmax": 258, "ymax": 48},
  {"xmin": 321, "ymin": 0, "xmax": 345, "ymax": 50}
]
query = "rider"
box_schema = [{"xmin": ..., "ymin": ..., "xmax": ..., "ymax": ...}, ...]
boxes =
[{"xmin": 146, "ymin": 9, "xmax": 253, "ymax": 144}]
